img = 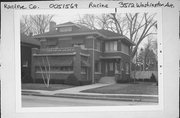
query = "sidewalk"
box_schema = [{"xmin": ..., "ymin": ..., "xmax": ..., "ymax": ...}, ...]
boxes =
[{"xmin": 22, "ymin": 83, "xmax": 158, "ymax": 103}]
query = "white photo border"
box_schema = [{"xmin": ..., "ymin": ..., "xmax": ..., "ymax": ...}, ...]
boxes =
[{"xmin": 14, "ymin": 8, "xmax": 163, "ymax": 113}]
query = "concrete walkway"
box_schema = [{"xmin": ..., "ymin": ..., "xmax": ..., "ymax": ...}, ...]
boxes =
[
  {"xmin": 23, "ymin": 83, "xmax": 111, "ymax": 95},
  {"xmin": 51, "ymin": 83, "xmax": 111, "ymax": 94}
]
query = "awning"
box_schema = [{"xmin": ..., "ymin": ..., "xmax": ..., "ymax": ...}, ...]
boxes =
[
  {"xmin": 100, "ymin": 56, "xmax": 121, "ymax": 59},
  {"xmin": 33, "ymin": 52, "xmax": 76, "ymax": 56},
  {"xmin": 37, "ymin": 58, "xmax": 73, "ymax": 66},
  {"xmin": 51, "ymin": 60, "xmax": 73, "ymax": 66}
]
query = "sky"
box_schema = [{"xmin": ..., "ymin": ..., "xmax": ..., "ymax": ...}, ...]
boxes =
[
  {"xmin": 52, "ymin": 14, "xmax": 80, "ymax": 25},
  {"xmin": 51, "ymin": 13, "xmax": 157, "ymax": 51}
]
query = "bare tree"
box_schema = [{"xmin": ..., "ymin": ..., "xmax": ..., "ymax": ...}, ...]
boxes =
[
  {"xmin": 20, "ymin": 14, "xmax": 54, "ymax": 35},
  {"xmin": 96, "ymin": 14, "xmax": 112, "ymax": 30},
  {"xmin": 110, "ymin": 13, "xmax": 157, "ymax": 59},
  {"xmin": 78, "ymin": 13, "xmax": 157, "ymax": 60},
  {"xmin": 137, "ymin": 38, "xmax": 157, "ymax": 71},
  {"xmin": 20, "ymin": 15, "xmax": 32, "ymax": 35},
  {"xmin": 38, "ymin": 56, "xmax": 51, "ymax": 88},
  {"xmin": 78, "ymin": 14, "xmax": 97, "ymax": 30},
  {"xmin": 127, "ymin": 13, "xmax": 157, "ymax": 59}
]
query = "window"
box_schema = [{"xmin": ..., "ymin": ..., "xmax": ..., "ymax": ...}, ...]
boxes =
[
  {"xmin": 40, "ymin": 39, "xmax": 47, "ymax": 48},
  {"xmin": 36, "ymin": 66, "xmax": 73, "ymax": 72},
  {"xmin": 58, "ymin": 38, "xmax": 73, "ymax": 48},
  {"xmin": 105, "ymin": 41, "xmax": 117, "ymax": 52},
  {"xmin": 81, "ymin": 67, "xmax": 87, "ymax": 74},
  {"xmin": 95, "ymin": 40, "xmax": 101, "ymax": 51},
  {"xmin": 125, "ymin": 63, "xmax": 129, "ymax": 74},
  {"xmin": 73, "ymin": 43, "xmax": 85, "ymax": 49},
  {"xmin": 59, "ymin": 27, "xmax": 72, "ymax": 32},
  {"xmin": 60, "ymin": 66, "xmax": 73, "ymax": 71},
  {"xmin": 46, "ymin": 39, "xmax": 58, "ymax": 48}
]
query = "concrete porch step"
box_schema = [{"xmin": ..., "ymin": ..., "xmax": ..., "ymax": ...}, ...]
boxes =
[{"xmin": 99, "ymin": 76, "xmax": 116, "ymax": 84}]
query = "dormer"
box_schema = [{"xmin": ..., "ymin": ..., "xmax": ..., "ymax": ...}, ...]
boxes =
[{"xmin": 55, "ymin": 22, "xmax": 80, "ymax": 33}]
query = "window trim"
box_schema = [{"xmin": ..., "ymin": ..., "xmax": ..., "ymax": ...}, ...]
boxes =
[{"xmin": 58, "ymin": 27, "xmax": 72, "ymax": 32}]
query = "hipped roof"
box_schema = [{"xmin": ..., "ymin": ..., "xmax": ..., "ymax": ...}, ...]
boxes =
[{"xmin": 33, "ymin": 22, "xmax": 135, "ymax": 46}]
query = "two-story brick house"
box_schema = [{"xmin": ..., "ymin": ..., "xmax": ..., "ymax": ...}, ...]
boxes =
[{"xmin": 32, "ymin": 21, "xmax": 135, "ymax": 84}]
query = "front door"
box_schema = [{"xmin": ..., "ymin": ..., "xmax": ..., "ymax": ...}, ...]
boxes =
[{"xmin": 106, "ymin": 61, "xmax": 115, "ymax": 76}]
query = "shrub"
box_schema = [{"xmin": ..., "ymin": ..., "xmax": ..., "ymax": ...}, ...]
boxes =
[
  {"xmin": 80, "ymin": 80, "xmax": 92, "ymax": 85},
  {"xmin": 64, "ymin": 74, "xmax": 80, "ymax": 86},
  {"xmin": 50, "ymin": 79, "xmax": 65, "ymax": 84},
  {"xmin": 34, "ymin": 79, "xmax": 44, "ymax": 83},
  {"xmin": 116, "ymin": 79, "xmax": 129, "ymax": 83},
  {"xmin": 150, "ymin": 73, "xmax": 157, "ymax": 82}
]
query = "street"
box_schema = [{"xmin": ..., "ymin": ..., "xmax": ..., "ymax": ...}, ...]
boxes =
[{"xmin": 22, "ymin": 95, "xmax": 157, "ymax": 107}]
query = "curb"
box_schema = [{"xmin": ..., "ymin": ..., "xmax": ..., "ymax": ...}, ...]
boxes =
[{"xmin": 22, "ymin": 92, "xmax": 158, "ymax": 103}]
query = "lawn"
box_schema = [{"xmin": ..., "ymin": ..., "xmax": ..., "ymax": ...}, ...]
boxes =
[
  {"xmin": 22, "ymin": 83, "xmax": 74, "ymax": 91},
  {"xmin": 81, "ymin": 82, "xmax": 158, "ymax": 95}
]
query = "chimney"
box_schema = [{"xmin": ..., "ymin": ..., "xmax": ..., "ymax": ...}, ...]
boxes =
[{"xmin": 49, "ymin": 21, "xmax": 56, "ymax": 32}]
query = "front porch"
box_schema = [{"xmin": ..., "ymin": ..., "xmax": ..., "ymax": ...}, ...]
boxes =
[{"xmin": 99, "ymin": 57, "xmax": 130, "ymax": 83}]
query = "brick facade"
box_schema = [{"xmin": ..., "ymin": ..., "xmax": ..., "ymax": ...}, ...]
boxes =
[{"xmin": 32, "ymin": 22, "xmax": 135, "ymax": 84}]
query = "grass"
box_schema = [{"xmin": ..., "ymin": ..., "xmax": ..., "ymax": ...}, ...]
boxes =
[
  {"xmin": 22, "ymin": 83, "xmax": 74, "ymax": 91},
  {"xmin": 81, "ymin": 82, "xmax": 158, "ymax": 95}
]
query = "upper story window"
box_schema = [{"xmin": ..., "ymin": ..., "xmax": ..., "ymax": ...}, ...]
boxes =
[
  {"xmin": 95, "ymin": 40, "xmax": 101, "ymax": 51},
  {"xmin": 40, "ymin": 39, "xmax": 47, "ymax": 48},
  {"xmin": 47, "ymin": 39, "xmax": 57, "ymax": 46},
  {"xmin": 105, "ymin": 41, "xmax": 117, "ymax": 52},
  {"xmin": 58, "ymin": 27, "xmax": 72, "ymax": 32},
  {"xmin": 73, "ymin": 43, "xmax": 85, "ymax": 49}
]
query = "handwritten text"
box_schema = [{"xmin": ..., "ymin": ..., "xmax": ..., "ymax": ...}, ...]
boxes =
[
  {"xmin": 3, "ymin": 3, "xmax": 39, "ymax": 9},
  {"xmin": 118, "ymin": 1, "xmax": 174, "ymax": 8},
  {"xmin": 49, "ymin": 3, "xmax": 78, "ymax": 9},
  {"xmin": 89, "ymin": 2, "xmax": 108, "ymax": 8}
]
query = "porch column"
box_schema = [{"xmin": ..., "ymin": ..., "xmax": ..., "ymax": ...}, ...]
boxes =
[
  {"xmin": 115, "ymin": 59, "xmax": 121, "ymax": 81},
  {"xmin": 86, "ymin": 35, "xmax": 95, "ymax": 84},
  {"xmin": 73, "ymin": 46, "xmax": 81, "ymax": 80}
]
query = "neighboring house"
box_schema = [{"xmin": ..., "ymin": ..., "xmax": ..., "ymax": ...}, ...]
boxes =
[
  {"xmin": 136, "ymin": 49, "xmax": 158, "ymax": 71},
  {"xmin": 21, "ymin": 33, "xmax": 40, "ymax": 83},
  {"xmin": 32, "ymin": 22, "xmax": 134, "ymax": 84}
]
